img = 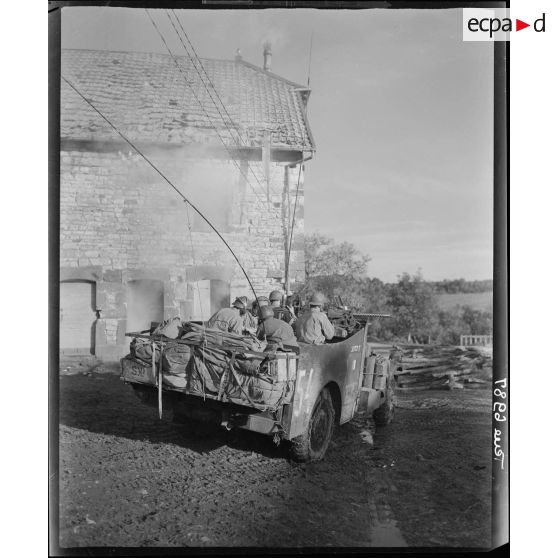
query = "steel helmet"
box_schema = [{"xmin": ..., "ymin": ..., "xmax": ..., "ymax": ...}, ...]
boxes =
[
  {"xmin": 260, "ymin": 306, "xmax": 275, "ymax": 320},
  {"xmin": 269, "ymin": 290, "xmax": 283, "ymax": 303},
  {"xmin": 309, "ymin": 292, "xmax": 326, "ymax": 306},
  {"xmin": 232, "ymin": 297, "xmax": 247, "ymax": 310}
]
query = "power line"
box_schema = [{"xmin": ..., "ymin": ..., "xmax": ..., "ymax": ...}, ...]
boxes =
[
  {"xmin": 61, "ymin": 75, "xmax": 261, "ymax": 305},
  {"xmin": 168, "ymin": 10, "xmax": 270, "ymax": 191},
  {"xmin": 145, "ymin": 9, "xmax": 268, "ymax": 209},
  {"xmin": 145, "ymin": 9, "xmax": 270, "ymax": 210},
  {"xmin": 285, "ymin": 162, "xmax": 303, "ymax": 293},
  {"xmin": 166, "ymin": 11, "xmax": 239, "ymax": 141},
  {"xmin": 307, "ymin": 31, "xmax": 314, "ymax": 88}
]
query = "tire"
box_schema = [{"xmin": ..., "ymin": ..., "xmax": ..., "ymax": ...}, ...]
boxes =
[
  {"xmin": 373, "ymin": 368, "xmax": 396, "ymax": 426},
  {"xmin": 290, "ymin": 389, "xmax": 335, "ymax": 463}
]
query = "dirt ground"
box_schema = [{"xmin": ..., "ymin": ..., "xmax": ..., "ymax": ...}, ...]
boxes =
[{"xmin": 56, "ymin": 362, "xmax": 493, "ymax": 549}]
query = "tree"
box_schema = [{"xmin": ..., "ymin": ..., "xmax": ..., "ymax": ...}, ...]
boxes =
[
  {"xmin": 304, "ymin": 232, "xmax": 370, "ymax": 283},
  {"xmin": 386, "ymin": 270, "xmax": 439, "ymax": 342},
  {"xmin": 307, "ymin": 274, "xmax": 387, "ymax": 314},
  {"xmin": 433, "ymin": 309, "xmax": 463, "ymax": 345},
  {"xmin": 461, "ymin": 306, "xmax": 493, "ymax": 335}
]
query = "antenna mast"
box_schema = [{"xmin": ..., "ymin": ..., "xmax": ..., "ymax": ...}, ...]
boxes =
[{"xmin": 307, "ymin": 31, "xmax": 314, "ymax": 88}]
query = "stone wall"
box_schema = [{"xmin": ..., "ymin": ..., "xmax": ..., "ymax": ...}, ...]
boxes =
[{"xmin": 60, "ymin": 144, "xmax": 305, "ymax": 359}]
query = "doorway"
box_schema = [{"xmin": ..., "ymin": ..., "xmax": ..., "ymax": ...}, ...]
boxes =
[{"xmin": 60, "ymin": 280, "xmax": 96, "ymax": 355}]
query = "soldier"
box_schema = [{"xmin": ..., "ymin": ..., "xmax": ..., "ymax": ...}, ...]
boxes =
[
  {"xmin": 257, "ymin": 306, "xmax": 298, "ymax": 351},
  {"xmin": 295, "ymin": 292, "xmax": 335, "ymax": 345},
  {"xmin": 251, "ymin": 295, "xmax": 270, "ymax": 318},
  {"xmin": 241, "ymin": 296, "xmax": 258, "ymax": 334},
  {"xmin": 285, "ymin": 294, "xmax": 298, "ymax": 318},
  {"xmin": 207, "ymin": 297, "xmax": 246, "ymax": 335},
  {"xmin": 269, "ymin": 289, "xmax": 296, "ymax": 326}
]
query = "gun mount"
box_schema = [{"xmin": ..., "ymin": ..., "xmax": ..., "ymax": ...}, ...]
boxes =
[{"xmin": 325, "ymin": 296, "xmax": 390, "ymax": 338}]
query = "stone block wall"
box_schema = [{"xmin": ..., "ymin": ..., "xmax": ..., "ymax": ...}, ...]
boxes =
[{"xmin": 60, "ymin": 144, "xmax": 305, "ymax": 359}]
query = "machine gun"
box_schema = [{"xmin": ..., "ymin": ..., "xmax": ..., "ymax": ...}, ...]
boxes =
[{"xmin": 325, "ymin": 296, "xmax": 390, "ymax": 337}]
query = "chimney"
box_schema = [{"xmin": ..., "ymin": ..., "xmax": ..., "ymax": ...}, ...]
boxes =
[
  {"xmin": 235, "ymin": 48, "xmax": 242, "ymax": 62},
  {"xmin": 263, "ymin": 42, "xmax": 272, "ymax": 71}
]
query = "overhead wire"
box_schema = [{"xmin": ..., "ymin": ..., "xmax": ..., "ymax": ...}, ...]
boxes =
[
  {"xmin": 61, "ymin": 75, "xmax": 261, "ymax": 306},
  {"xmin": 168, "ymin": 10, "xmax": 308, "ymax": 304},
  {"xmin": 167, "ymin": 9, "xmax": 269, "ymax": 190},
  {"xmin": 285, "ymin": 162, "xmax": 303, "ymax": 293},
  {"xmin": 167, "ymin": 11, "xmax": 239, "ymax": 140},
  {"xmin": 145, "ymin": 9, "xmax": 271, "ymax": 211},
  {"xmin": 144, "ymin": 8, "xmax": 275, "ymax": 317}
]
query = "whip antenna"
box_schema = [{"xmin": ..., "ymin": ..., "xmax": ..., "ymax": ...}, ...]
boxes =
[
  {"xmin": 307, "ymin": 31, "xmax": 314, "ymax": 88},
  {"xmin": 62, "ymin": 75, "xmax": 261, "ymax": 306}
]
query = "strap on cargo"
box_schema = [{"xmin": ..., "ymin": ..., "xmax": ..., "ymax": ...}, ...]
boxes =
[
  {"xmin": 157, "ymin": 337, "xmax": 164, "ymax": 419},
  {"xmin": 226, "ymin": 355, "xmax": 269, "ymax": 411},
  {"xmin": 151, "ymin": 341, "xmax": 156, "ymax": 384},
  {"xmin": 217, "ymin": 351, "xmax": 234, "ymax": 401}
]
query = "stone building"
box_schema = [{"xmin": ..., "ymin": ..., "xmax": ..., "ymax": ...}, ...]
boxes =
[{"xmin": 60, "ymin": 48, "xmax": 315, "ymax": 360}]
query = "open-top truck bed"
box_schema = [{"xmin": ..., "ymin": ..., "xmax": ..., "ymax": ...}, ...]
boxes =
[{"xmin": 121, "ymin": 321, "xmax": 396, "ymax": 462}]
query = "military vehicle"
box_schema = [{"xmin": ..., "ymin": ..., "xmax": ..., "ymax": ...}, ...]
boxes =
[{"xmin": 121, "ymin": 318, "xmax": 396, "ymax": 462}]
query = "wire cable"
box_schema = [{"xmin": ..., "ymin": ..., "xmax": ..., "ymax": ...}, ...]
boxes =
[
  {"xmin": 285, "ymin": 162, "xmax": 303, "ymax": 293},
  {"xmin": 62, "ymin": 75, "xmax": 261, "ymax": 306},
  {"xmin": 167, "ymin": 9, "xmax": 269, "ymax": 190},
  {"xmin": 145, "ymin": 9, "xmax": 270, "ymax": 210}
]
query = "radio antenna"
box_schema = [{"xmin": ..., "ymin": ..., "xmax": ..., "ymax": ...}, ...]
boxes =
[{"xmin": 307, "ymin": 31, "xmax": 314, "ymax": 88}]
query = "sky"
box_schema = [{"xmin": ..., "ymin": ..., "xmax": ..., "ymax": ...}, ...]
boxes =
[{"xmin": 61, "ymin": 7, "xmax": 494, "ymax": 282}]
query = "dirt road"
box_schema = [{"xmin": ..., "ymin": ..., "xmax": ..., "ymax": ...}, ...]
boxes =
[{"xmin": 56, "ymin": 366, "xmax": 492, "ymax": 549}]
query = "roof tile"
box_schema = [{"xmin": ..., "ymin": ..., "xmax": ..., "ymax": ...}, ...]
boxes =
[{"xmin": 61, "ymin": 49, "xmax": 314, "ymax": 151}]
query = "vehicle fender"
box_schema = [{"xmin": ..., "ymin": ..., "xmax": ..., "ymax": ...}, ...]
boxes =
[{"xmin": 285, "ymin": 328, "xmax": 367, "ymax": 439}]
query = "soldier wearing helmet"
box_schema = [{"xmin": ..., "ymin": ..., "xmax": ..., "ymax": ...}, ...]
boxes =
[
  {"xmin": 294, "ymin": 292, "xmax": 335, "ymax": 345},
  {"xmin": 268, "ymin": 289, "xmax": 296, "ymax": 326},
  {"xmin": 269, "ymin": 290, "xmax": 283, "ymax": 305},
  {"xmin": 241, "ymin": 297, "xmax": 258, "ymax": 334},
  {"xmin": 207, "ymin": 296, "xmax": 246, "ymax": 335},
  {"xmin": 251, "ymin": 295, "xmax": 270, "ymax": 318},
  {"xmin": 257, "ymin": 305, "xmax": 298, "ymax": 351}
]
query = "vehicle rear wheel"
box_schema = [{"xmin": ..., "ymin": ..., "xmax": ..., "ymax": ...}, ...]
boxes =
[
  {"xmin": 373, "ymin": 368, "xmax": 396, "ymax": 426},
  {"xmin": 290, "ymin": 389, "xmax": 335, "ymax": 463}
]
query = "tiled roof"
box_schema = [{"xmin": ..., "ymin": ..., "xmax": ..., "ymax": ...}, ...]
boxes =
[{"xmin": 61, "ymin": 49, "xmax": 314, "ymax": 151}]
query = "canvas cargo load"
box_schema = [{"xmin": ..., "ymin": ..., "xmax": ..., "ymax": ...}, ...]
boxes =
[{"xmin": 121, "ymin": 321, "xmax": 298, "ymax": 411}]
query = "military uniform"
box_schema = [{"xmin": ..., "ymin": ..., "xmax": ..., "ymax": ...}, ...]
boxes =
[
  {"xmin": 207, "ymin": 307, "xmax": 243, "ymax": 335},
  {"xmin": 257, "ymin": 317, "xmax": 298, "ymax": 349},
  {"xmin": 273, "ymin": 306, "xmax": 296, "ymax": 325},
  {"xmin": 242, "ymin": 310, "xmax": 258, "ymax": 331},
  {"xmin": 295, "ymin": 307, "xmax": 335, "ymax": 345}
]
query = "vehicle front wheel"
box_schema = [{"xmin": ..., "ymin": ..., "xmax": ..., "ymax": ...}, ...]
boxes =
[
  {"xmin": 290, "ymin": 389, "xmax": 335, "ymax": 463},
  {"xmin": 373, "ymin": 368, "xmax": 396, "ymax": 426}
]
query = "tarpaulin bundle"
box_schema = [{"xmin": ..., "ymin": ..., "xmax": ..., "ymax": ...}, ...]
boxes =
[
  {"xmin": 130, "ymin": 337, "xmax": 161, "ymax": 366},
  {"xmin": 152, "ymin": 317, "xmax": 183, "ymax": 339},
  {"xmin": 172, "ymin": 325, "xmax": 291, "ymax": 409},
  {"xmin": 178, "ymin": 321, "xmax": 267, "ymax": 353},
  {"xmin": 125, "ymin": 321, "xmax": 293, "ymax": 409},
  {"xmin": 162, "ymin": 343, "xmax": 191, "ymax": 377},
  {"xmin": 186, "ymin": 343, "xmax": 262, "ymax": 395},
  {"xmin": 186, "ymin": 347, "xmax": 289, "ymax": 410}
]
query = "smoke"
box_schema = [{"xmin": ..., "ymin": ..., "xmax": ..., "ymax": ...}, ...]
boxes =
[
  {"xmin": 119, "ymin": 145, "xmax": 246, "ymax": 276},
  {"xmin": 126, "ymin": 279, "xmax": 164, "ymax": 332}
]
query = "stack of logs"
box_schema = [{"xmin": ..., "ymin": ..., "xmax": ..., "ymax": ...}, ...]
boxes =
[{"xmin": 393, "ymin": 345, "xmax": 492, "ymax": 390}]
